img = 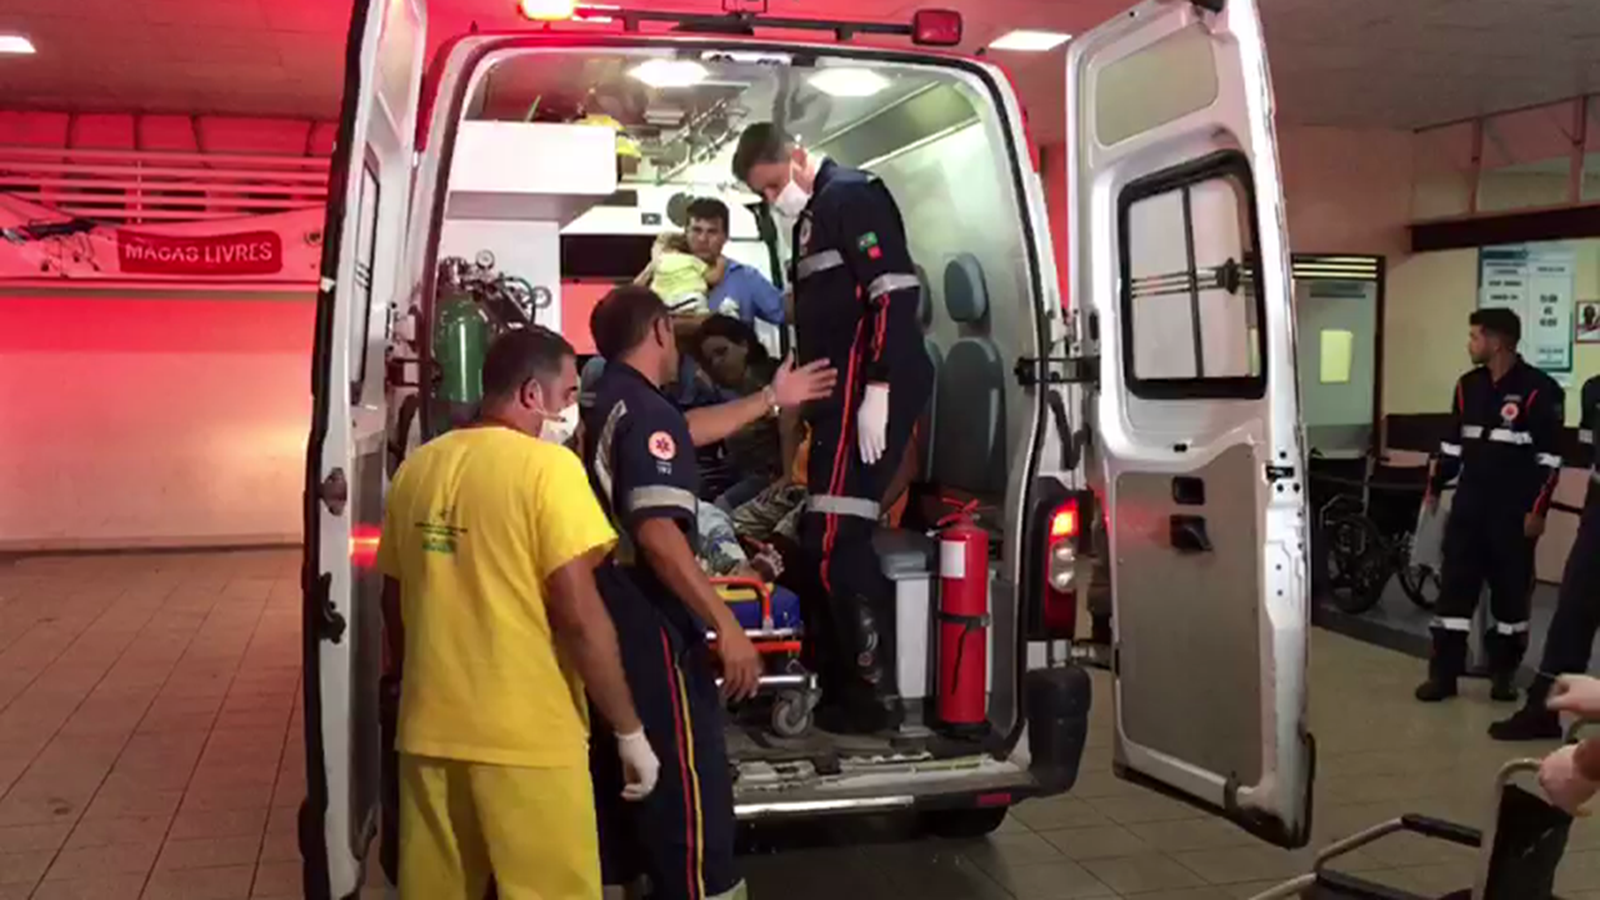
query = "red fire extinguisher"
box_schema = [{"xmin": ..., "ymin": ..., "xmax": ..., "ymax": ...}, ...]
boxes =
[{"xmin": 937, "ymin": 499, "xmax": 989, "ymax": 733}]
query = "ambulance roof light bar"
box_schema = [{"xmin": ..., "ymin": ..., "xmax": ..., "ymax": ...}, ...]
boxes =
[{"xmin": 550, "ymin": 4, "xmax": 962, "ymax": 47}]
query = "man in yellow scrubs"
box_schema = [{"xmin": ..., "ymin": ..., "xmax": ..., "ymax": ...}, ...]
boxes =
[{"xmin": 378, "ymin": 326, "xmax": 660, "ymax": 899}]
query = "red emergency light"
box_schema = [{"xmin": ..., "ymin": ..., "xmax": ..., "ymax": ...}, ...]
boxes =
[
  {"xmin": 518, "ymin": 0, "xmax": 577, "ymax": 21},
  {"xmin": 911, "ymin": 9, "xmax": 963, "ymax": 46}
]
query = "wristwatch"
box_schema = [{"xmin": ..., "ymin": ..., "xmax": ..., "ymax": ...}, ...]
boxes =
[{"xmin": 762, "ymin": 385, "xmax": 780, "ymax": 418}]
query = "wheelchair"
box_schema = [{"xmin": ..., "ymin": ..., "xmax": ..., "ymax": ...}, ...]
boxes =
[{"xmin": 1247, "ymin": 758, "xmax": 1575, "ymax": 899}]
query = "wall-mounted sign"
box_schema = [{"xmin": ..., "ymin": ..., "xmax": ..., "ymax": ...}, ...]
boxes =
[
  {"xmin": 0, "ymin": 192, "xmax": 319, "ymax": 284},
  {"xmin": 1578, "ymin": 300, "xmax": 1600, "ymax": 344},
  {"xmin": 1479, "ymin": 243, "xmax": 1574, "ymax": 382},
  {"xmin": 116, "ymin": 230, "xmax": 283, "ymax": 276}
]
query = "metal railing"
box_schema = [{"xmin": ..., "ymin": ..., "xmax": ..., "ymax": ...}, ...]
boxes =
[{"xmin": 0, "ymin": 146, "xmax": 330, "ymax": 224}]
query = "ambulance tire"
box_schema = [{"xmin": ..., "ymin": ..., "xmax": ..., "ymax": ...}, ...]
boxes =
[{"xmin": 921, "ymin": 806, "xmax": 1009, "ymax": 839}]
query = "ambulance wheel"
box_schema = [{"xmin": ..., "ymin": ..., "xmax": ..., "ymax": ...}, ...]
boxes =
[
  {"xmin": 922, "ymin": 806, "xmax": 1009, "ymax": 839},
  {"xmin": 771, "ymin": 691, "xmax": 811, "ymax": 737}
]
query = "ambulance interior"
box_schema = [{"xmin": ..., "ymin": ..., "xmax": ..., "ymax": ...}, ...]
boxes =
[{"xmin": 423, "ymin": 47, "xmax": 1046, "ymax": 781}]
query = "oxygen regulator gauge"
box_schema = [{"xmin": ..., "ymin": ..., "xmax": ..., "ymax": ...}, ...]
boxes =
[{"xmin": 475, "ymin": 249, "xmax": 496, "ymax": 269}]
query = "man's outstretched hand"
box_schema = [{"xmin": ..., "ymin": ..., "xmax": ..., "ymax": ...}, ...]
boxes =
[{"xmin": 771, "ymin": 355, "xmax": 837, "ymax": 409}]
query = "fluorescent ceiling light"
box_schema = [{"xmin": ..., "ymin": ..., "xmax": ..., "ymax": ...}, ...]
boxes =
[
  {"xmin": 628, "ymin": 59, "xmax": 709, "ymax": 89},
  {"xmin": 0, "ymin": 35, "xmax": 36, "ymax": 55},
  {"xmin": 808, "ymin": 67, "xmax": 890, "ymax": 98},
  {"xmin": 988, "ymin": 29, "xmax": 1071, "ymax": 51}
]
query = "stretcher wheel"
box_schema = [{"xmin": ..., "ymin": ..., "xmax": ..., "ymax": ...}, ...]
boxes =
[{"xmin": 771, "ymin": 690, "xmax": 812, "ymax": 737}]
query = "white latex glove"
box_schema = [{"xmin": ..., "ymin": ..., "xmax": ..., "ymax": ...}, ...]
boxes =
[
  {"xmin": 616, "ymin": 729, "xmax": 659, "ymax": 801},
  {"xmin": 1539, "ymin": 744, "xmax": 1599, "ymax": 814},
  {"xmin": 857, "ymin": 382, "xmax": 890, "ymax": 465}
]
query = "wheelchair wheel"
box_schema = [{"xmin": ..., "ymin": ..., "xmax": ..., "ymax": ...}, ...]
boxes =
[{"xmin": 1324, "ymin": 513, "xmax": 1390, "ymax": 614}]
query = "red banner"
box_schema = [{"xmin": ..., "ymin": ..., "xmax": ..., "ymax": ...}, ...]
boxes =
[{"xmin": 115, "ymin": 230, "xmax": 284, "ymax": 276}]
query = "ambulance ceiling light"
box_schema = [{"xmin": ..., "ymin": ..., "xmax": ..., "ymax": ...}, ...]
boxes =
[
  {"xmin": 988, "ymin": 29, "xmax": 1071, "ymax": 51},
  {"xmin": 517, "ymin": 0, "xmax": 577, "ymax": 21},
  {"xmin": 0, "ymin": 35, "xmax": 36, "ymax": 55},
  {"xmin": 808, "ymin": 67, "xmax": 890, "ymax": 98},
  {"xmin": 629, "ymin": 59, "xmax": 709, "ymax": 89}
]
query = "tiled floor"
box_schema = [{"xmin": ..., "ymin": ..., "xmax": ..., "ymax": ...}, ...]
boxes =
[{"xmin": 1, "ymin": 549, "xmax": 1597, "ymax": 899}]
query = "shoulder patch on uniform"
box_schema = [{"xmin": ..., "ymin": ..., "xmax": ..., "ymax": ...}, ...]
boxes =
[
  {"xmin": 647, "ymin": 430, "xmax": 677, "ymax": 460},
  {"xmin": 856, "ymin": 231, "xmax": 879, "ymax": 250}
]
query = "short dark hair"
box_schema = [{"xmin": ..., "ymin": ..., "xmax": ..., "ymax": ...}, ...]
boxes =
[
  {"xmin": 1470, "ymin": 307, "xmax": 1521, "ymax": 346},
  {"xmin": 481, "ymin": 326, "xmax": 574, "ymax": 400},
  {"xmin": 590, "ymin": 285, "xmax": 667, "ymax": 360},
  {"xmin": 693, "ymin": 314, "xmax": 772, "ymax": 368},
  {"xmin": 686, "ymin": 197, "xmax": 730, "ymax": 232},
  {"xmin": 732, "ymin": 122, "xmax": 793, "ymax": 183}
]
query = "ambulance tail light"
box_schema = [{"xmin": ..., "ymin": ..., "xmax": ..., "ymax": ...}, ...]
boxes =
[
  {"xmin": 351, "ymin": 524, "xmax": 382, "ymax": 569},
  {"xmin": 911, "ymin": 9, "xmax": 963, "ymax": 46},
  {"xmin": 1038, "ymin": 495, "xmax": 1081, "ymax": 639}
]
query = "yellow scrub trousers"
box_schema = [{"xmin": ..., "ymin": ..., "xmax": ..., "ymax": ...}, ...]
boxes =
[{"xmin": 398, "ymin": 753, "xmax": 601, "ymax": 899}]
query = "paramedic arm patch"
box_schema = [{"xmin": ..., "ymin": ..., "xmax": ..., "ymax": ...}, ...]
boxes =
[{"xmin": 612, "ymin": 403, "xmax": 699, "ymax": 531}]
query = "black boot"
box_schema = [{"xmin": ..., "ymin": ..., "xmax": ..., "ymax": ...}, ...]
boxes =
[
  {"xmin": 1489, "ymin": 672, "xmax": 1519, "ymax": 703},
  {"xmin": 1416, "ymin": 629, "xmax": 1465, "ymax": 702},
  {"xmin": 1414, "ymin": 675, "xmax": 1458, "ymax": 702},
  {"xmin": 1489, "ymin": 675, "xmax": 1562, "ymax": 741}
]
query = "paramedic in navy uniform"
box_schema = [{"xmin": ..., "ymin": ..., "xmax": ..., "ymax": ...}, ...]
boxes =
[
  {"xmin": 1491, "ymin": 372, "xmax": 1600, "ymax": 740},
  {"xmin": 733, "ymin": 123, "xmax": 933, "ymax": 734},
  {"xmin": 1416, "ymin": 308, "xmax": 1565, "ymax": 705},
  {"xmin": 582, "ymin": 285, "xmax": 834, "ymax": 900}
]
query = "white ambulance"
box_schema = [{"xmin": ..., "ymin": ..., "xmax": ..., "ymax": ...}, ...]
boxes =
[{"xmin": 300, "ymin": 1, "xmax": 1312, "ymax": 896}]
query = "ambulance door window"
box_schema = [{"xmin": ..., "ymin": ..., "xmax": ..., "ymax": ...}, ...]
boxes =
[
  {"xmin": 1120, "ymin": 157, "xmax": 1265, "ymax": 400},
  {"xmin": 348, "ymin": 158, "xmax": 381, "ymax": 403}
]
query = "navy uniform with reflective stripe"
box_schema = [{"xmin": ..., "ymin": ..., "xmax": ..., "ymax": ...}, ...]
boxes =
[
  {"xmin": 789, "ymin": 159, "xmax": 933, "ymax": 730},
  {"xmin": 1425, "ymin": 357, "xmax": 1565, "ymax": 687},
  {"xmin": 1495, "ymin": 375, "xmax": 1600, "ymax": 734},
  {"xmin": 582, "ymin": 361, "xmax": 738, "ymax": 900}
]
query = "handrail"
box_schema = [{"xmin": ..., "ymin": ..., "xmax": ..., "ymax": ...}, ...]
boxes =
[{"xmin": 0, "ymin": 144, "xmax": 329, "ymax": 225}]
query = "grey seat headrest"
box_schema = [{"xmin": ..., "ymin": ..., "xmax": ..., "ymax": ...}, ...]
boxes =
[
  {"xmin": 943, "ymin": 253, "xmax": 989, "ymax": 325},
  {"xmin": 579, "ymin": 356, "xmax": 607, "ymax": 408}
]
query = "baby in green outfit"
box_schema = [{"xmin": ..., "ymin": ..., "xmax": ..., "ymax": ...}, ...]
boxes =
[{"xmin": 638, "ymin": 232, "xmax": 726, "ymax": 314}]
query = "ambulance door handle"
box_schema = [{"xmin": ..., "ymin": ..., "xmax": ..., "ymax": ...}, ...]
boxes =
[{"xmin": 1169, "ymin": 515, "xmax": 1213, "ymax": 554}]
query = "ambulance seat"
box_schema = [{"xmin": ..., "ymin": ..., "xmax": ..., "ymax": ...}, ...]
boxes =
[
  {"xmin": 579, "ymin": 355, "xmax": 607, "ymax": 410},
  {"xmin": 931, "ymin": 253, "xmax": 1006, "ymax": 498}
]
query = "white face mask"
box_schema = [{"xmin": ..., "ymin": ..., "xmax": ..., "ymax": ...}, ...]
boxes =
[
  {"xmin": 772, "ymin": 174, "xmax": 810, "ymax": 220},
  {"xmin": 539, "ymin": 402, "xmax": 580, "ymax": 446}
]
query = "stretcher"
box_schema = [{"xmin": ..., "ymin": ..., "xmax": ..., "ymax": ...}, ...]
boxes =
[
  {"xmin": 708, "ymin": 577, "xmax": 820, "ymax": 737},
  {"xmin": 1247, "ymin": 757, "xmax": 1573, "ymax": 899}
]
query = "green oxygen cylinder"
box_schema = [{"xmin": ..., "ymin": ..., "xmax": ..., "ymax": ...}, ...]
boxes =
[{"xmin": 433, "ymin": 281, "xmax": 490, "ymax": 422}]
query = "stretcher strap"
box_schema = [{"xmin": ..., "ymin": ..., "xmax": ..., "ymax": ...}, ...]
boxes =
[
  {"xmin": 808, "ymin": 494, "xmax": 880, "ymax": 520},
  {"xmin": 795, "ymin": 250, "xmax": 844, "ymax": 280}
]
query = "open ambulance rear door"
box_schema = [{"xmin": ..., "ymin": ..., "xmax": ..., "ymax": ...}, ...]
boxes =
[
  {"xmin": 302, "ymin": 0, "xmax": 426, "ymax": 896},
  {"xmin": 1066, "ymin": 0, "xmax": 1312, "ymax": 847}
]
